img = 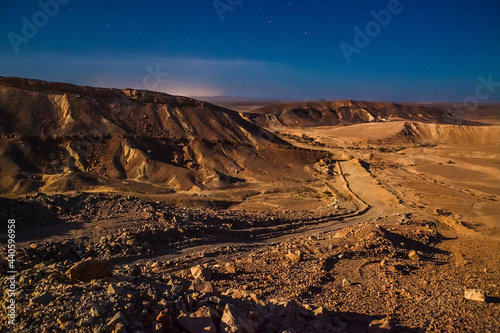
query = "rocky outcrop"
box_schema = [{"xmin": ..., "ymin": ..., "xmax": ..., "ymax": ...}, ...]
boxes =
[
  {"xmin": 244, "ymin": 100, "xmax": 473, "ymax": 129},
  {"xmin": 0, "ymin": 77, "xmax": 325, "ymax": 194}
]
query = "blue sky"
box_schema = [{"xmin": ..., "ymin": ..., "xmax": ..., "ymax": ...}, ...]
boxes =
[{"xmin": 1, "ymin": 0, "xmax": 499, "ymax": 101}]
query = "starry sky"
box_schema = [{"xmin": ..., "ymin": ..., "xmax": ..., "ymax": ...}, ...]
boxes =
[{"xmin": 1, "ymin": 0, "xmax": 499, "ymax": 101}]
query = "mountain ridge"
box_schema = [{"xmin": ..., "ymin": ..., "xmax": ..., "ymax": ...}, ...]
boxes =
[
  {"xmin": 243, "ymin": 100, "xmax": 481, "ymax": 128},
  {"xmin": 0, "ymin": 77, "xmax": 323, "ymax": 195}
]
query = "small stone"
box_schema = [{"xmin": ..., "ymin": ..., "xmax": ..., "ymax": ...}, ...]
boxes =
[
  {"xmin": 156, "ymin": 309, "xmax": 173, "ymax": 331},
  {"xmin": 171, "ymin": 284, "xmax": 185, "ymax": 295},
  {"xmin": 225, "ymin": 262, "xmax": 236, "ymax": 274},
  {"xmin": 313, "ymin": 306, "xmax": 324, "ymax": 316},
  {"xmin": 90, "ymin": 304, "xmax": 107, "ymax": 318},
  {"xmin": 57, "ymin": 314, "xmax": 69, "ymax": 325},
  {"xmin": 408, "ymin": 250, "xmax": 420, "ymax": 261},
  {"xmin": 66, "ymin": 258, "xmax": 113, "ymax": 282},
  {"xmin": 368, "ymin": 317, "xmax": 395, "ymax": 333},
  {"xmin": 130, "ymin": 265, "xmax": 141, "ymax": 276},
  {"xmin": 34, "ymin": 262, "xmax": 46, "ymax": 270},
  {"xmin": 48, "ymin": 271, "xmax": 68, "ymax": 282},
  {"xmin": 108, "ymin": 283, "xmax": 126, "ymax": 295},
  {"xmin": 113, "ymin": 322, "xmax": 128, "ymax": 333},
  {"xmin": 189, "ymin": 280, "xmax": 214, "ymax": 294},
  {"xmin": 464, "ymin": 289, "xmax": 486, "ymax": 302},
  {"xmin": 107, "ymin": 311, "xmax": 129, "ymax": 327},
  {"xmin": 221, "ymin": 303, "xmax": 257, "ymax": 333},
  {"xmin": 59, "ymin": 320, "xmax": 76, "ymax": 332},
  {"xmin": 342, "ymin": 278, "xmax": 350, "ymax": 287},
  {"xmin": 30, "ymin": 292, "xmax": 54, "ymax": 305},
  {"xmin": 177, "ymin": 306, "xmax": 216, "ymax": 333},
  {"xmin": 152, "ymin": 321, "xmax": 165, "ymax": 333},
  {"xmin": 191, "ymin": 265, "xmax": 212, "ymax": 281},
  {"xmin": 78, "ymin": 317, "xmax": 94, "ymax": 327},
  {"xmin": 287, "ymin": 250, "xmax": 302, "ymax": 264}
]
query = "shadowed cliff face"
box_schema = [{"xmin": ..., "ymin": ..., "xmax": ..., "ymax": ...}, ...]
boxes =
[{"xmin": 0, "ymin": 77, "xmax": 324, "ymax": 194}]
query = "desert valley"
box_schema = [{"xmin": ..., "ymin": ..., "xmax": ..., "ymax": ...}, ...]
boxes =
[{"xmin": 0, "ymin": 76, "xmax": 498, "ymax": 332}]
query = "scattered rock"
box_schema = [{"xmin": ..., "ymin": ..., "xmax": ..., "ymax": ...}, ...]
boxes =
[
  {"xmin": 464, "ymin": 289, "xmax": 486, "ymax": 302},
  {"xmin": 107, "ymin": 311, "xmax": 129, "ymax": 327},
  {"xmin": 287, "ymin": 250, "xmax": 302, "ymax": 264},
  {"xmin": 221, "ymin": 303, "xmax": 258, "ymax": 333},
  {"xmin": 368, "ymin": 316, "xmax": 395, "ymax": 333},
  {"xmin": 81, "ymin": 317, "xmax": 95, "ymax": 327},
  {"xmin": 313, "ymin": 306, "xmax": 324, "ymax": 316},
  {"xmin": 90, "ymin": 304, "xmax": 107, "ymax": 318},
  {"xmin": 152, "ymin": 322, "xmax": 166, "ymax": 333},
  {"xmin": 108, "ymin": 283, "xmax": 126, "ymax": 295},
  {"xmin": 48, "ymin": 270, "xmax": 68, "ymax": 282},
  {"xmin": 130, "ymin": 264, "xmax": 141, "ymax": 276},
  {"xmin": 191, "ymin": 264, "xmax": 212, "ymax": 281},
  {"xmin": 190, "ymin": 280, "xmax": 215, "ymax": 294},
  {"xmin": 30, "ymin": 292, "xmax": 54, "ymax": 305},
  {"xmin": 171, "ymin": 283, "xmax": 185, "ymax": 295},
  {"xmin": 156, "ymin": 309, "xmax": 173, "ymax": 331},
  {"xmin": 408, "ymin": 250, "xmax": 420, "ymax": 261},
  {"xmin": 113, "ymin": 322, "xmax": 128, "ymax": 333},
  {"xmin": 65, "ymin": 258, "xmax": 113, "ymax": 282},
  {"xmin": 57, "ymin": 314, "xmax": 69, "ymax": 325},
  {"xmin": 59, "ymin": 320, "xmax": 76, "ymax": 331},
  {"xmin": 225, "ymin": 262, "xmax": 237, "ymax": 274},
  {"xmin": 177, "ymin": 306, "xmax": 216, "ymax": 333}
]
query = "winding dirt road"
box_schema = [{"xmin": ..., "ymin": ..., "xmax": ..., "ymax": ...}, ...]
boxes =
[{"xmin": 124, "ymin": 153, "xmax": 403, "ymax": 266}]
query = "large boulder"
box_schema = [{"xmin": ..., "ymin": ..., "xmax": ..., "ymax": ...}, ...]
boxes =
[
  {"xmin": 191, "ymin": 265, "xmax": 212, "ymax": 281},
  {"xmin": 221, "ymin": 304, "xmax": 258, "ymax": 333},
  {"xmin": 177, "ymin": 306, "xmax": 216, "ymax": 333},
  {"xmin": 464, "ymin": 289, "xmax": 486, "ymax": 302},
  {"xmin": 66, "ymin": 258, "xmax": 113, "ymax": 282}
]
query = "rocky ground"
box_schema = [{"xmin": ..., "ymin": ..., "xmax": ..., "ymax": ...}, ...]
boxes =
[{"xmin": 1, "ymin": 193, "xmax": 499, "ymax": 333}]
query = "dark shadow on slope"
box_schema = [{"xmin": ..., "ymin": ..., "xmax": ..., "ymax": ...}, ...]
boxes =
[{"xmin": 0, "ymin": 196, "xmax": 83, "ymax": 243}]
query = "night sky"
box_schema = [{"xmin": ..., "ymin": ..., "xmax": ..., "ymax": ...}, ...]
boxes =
[{"xmin": 1, "ymin": 0, "xmax": 499, "ymax": 101}]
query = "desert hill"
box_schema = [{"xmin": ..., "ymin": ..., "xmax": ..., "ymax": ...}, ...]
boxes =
[
  {"xmin": 0, "ymin": 77, "xmax": 286, "ymax": 142},
  {"xmin": 0, "ymin": 77, "xmax": 324, "ymax": 195},
  {"xmin": 243, "ymin": 100, "xmax": 480, "ymax": 128}
]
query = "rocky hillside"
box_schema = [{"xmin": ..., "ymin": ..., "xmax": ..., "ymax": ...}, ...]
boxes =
[
  {"xmin": 395, "ymin": 122, "xmax": 500, "ymax": 145},
  {"xmin": 0, "ymin": 77, "xmax": 324, "ymax": 194},
  {"xmin": 244, "ymin": 100, "xmax": 476, "ymax": 128}
]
